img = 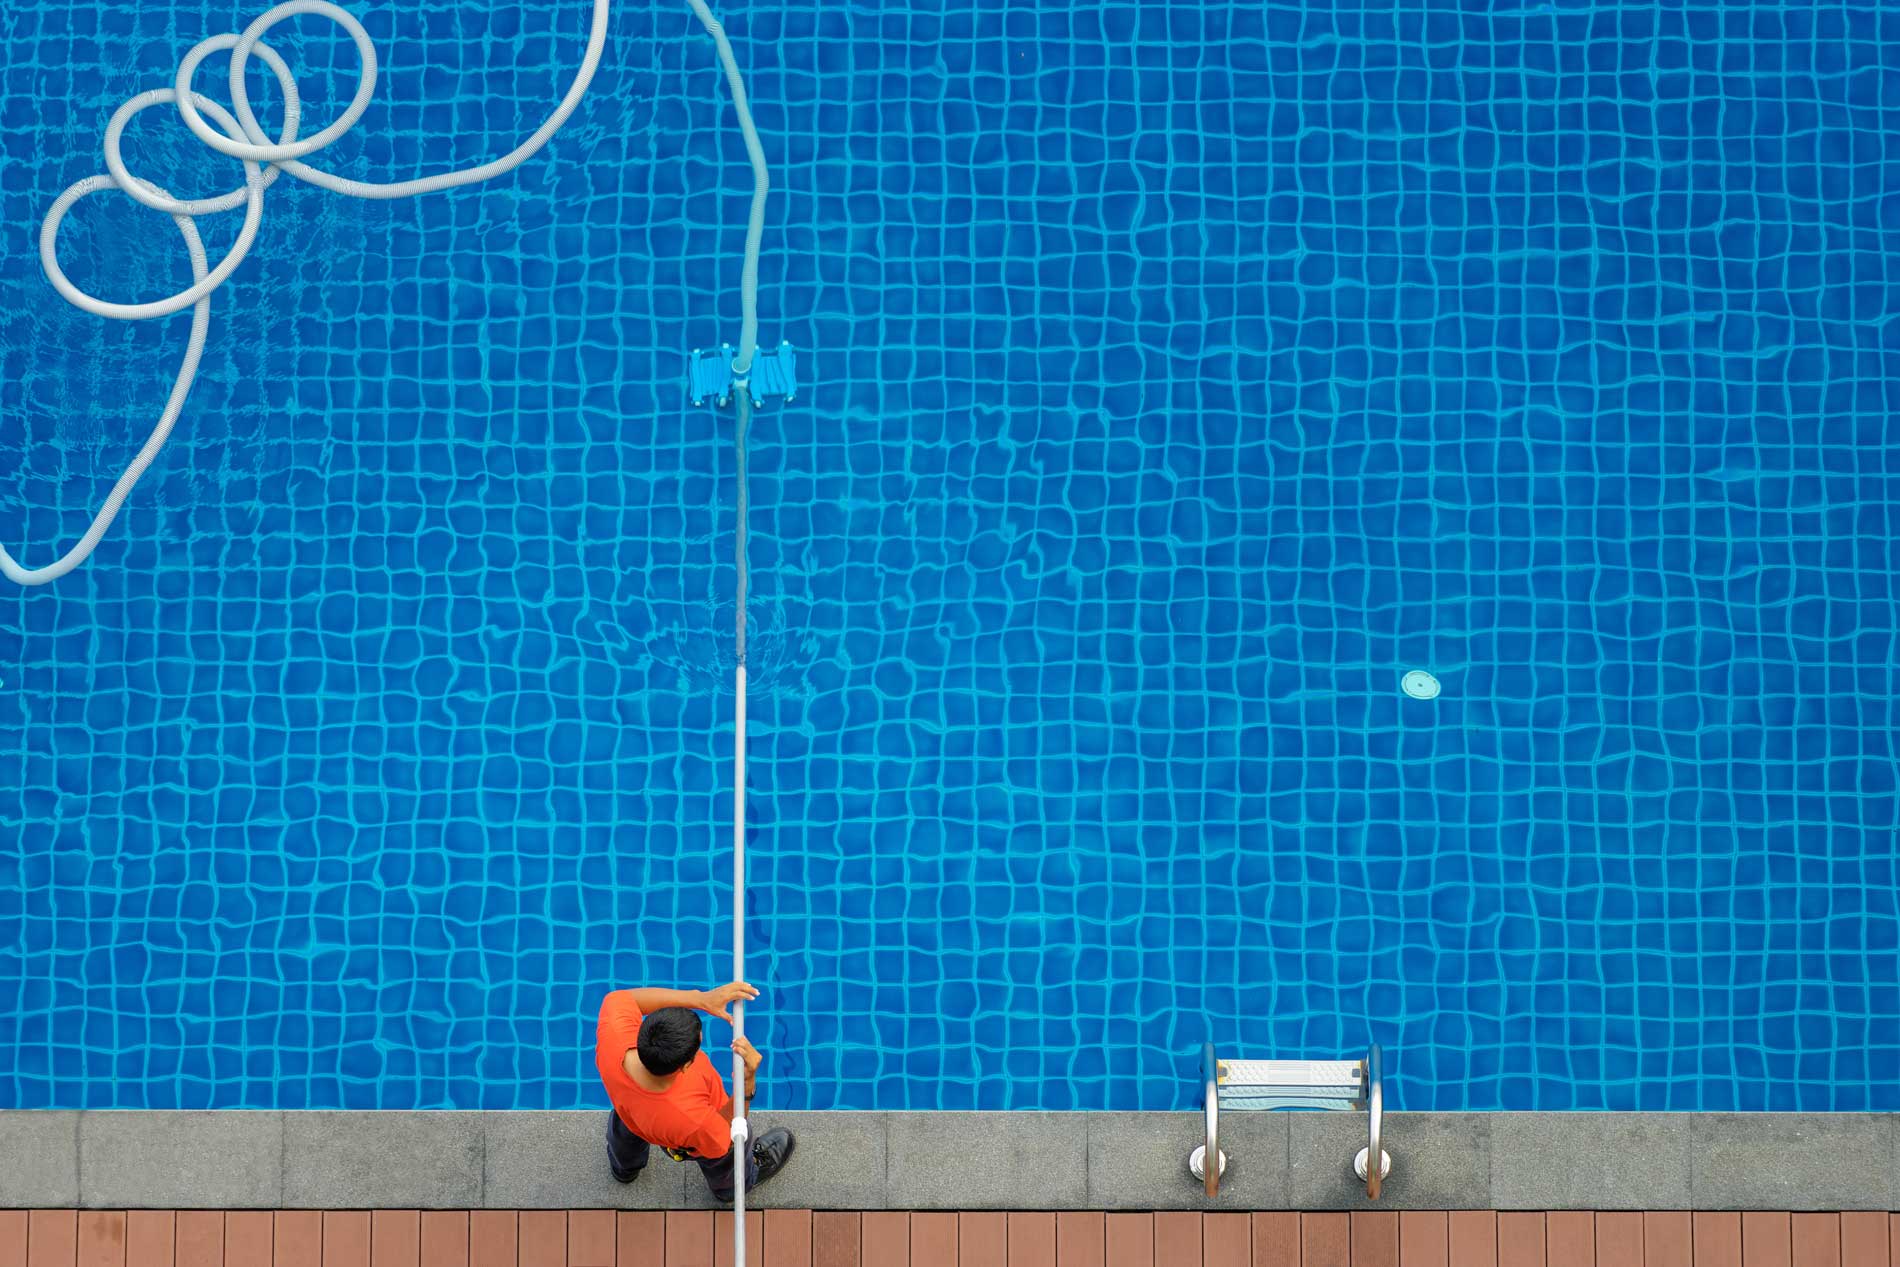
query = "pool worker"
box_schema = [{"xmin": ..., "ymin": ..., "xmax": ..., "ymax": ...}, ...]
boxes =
[{"xmin": 595, "ymin": 982, "xmax": 796, "ymax": 1200}]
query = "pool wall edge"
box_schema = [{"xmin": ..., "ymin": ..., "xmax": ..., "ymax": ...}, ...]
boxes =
[{"xmin": 0, "ymin": 1111, "xmax": 1892, "ymax": 1211}]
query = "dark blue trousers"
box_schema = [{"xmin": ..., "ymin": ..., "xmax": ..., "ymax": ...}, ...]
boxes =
[{"xmin": 606, "ymin": 1110, "xmax": 757, "ymax": 1201}]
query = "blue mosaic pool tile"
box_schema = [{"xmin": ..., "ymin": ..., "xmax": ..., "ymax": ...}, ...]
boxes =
[{"xmin": 3, "ymin": 0, "xmax": 1900, "ymax": 1111}]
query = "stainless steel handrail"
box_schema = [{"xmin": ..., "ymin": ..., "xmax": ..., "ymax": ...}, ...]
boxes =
[
  {"xmin": 1202, "ymin": 1042, "xmax": 1220, "ymax": 1197},
  {"xmin": 1195, "ymin": 1041, "xmax": 1387, "ymax": 1201},
  {"xmin": 1364, "ymin": 1043, "xmax": 1384, "ymax": 1199}
]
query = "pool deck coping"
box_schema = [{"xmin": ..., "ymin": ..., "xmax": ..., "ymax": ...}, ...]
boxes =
[{"xmin": 0, "ymin": 1111, "xmax": 1892, "ymax": 1211}]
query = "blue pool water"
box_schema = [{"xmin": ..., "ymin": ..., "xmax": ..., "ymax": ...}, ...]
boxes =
[{"xmin": 3, "ymin": 0, "xmax": 1898, "ymax": 1111}]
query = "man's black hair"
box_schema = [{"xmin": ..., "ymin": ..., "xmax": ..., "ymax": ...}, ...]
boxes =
[{"xmin": 637, "ymin": 1007, "xmax": 703, "ymax": 1077}]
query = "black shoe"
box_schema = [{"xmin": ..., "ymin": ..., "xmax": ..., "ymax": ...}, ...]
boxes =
[
  {"xmin": 749, "ymin": 1127, "xmax": 795, "ymax": 1189},
  {"xmin": 605, "ymin": 1112, "xmax": 642, "ymax": 1184},
  {"xmin": 709, "ymin": 1128, "xmax": 797, "ymax": 1203}
]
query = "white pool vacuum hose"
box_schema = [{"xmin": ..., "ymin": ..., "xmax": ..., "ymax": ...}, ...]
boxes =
[{"xmin": 5, "ymin": 0, "xmax": 624, "ymax": 585}]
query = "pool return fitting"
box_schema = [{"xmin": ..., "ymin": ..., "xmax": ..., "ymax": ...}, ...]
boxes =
[{"xmin": 1190, "ymin": 1042, "xmax": 1391, "ymax": 1200}]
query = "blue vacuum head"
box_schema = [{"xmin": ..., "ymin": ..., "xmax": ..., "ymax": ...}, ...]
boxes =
[{"xmin": 689, "ymin": 341, "xmax": 797, "ymax": 408}]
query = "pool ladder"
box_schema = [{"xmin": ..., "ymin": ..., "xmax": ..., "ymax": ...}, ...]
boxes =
[{"xmin": 1189, "ymin": 1043, "xmax": 1391, "ymax": 1200}]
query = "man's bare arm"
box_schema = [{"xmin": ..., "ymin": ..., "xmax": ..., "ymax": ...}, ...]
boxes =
[{"xmin": 629, "ymin": 982, "xmax": 758, "ymax": 1020}]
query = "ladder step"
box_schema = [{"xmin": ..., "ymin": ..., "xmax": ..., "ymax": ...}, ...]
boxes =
[{"xmin": 1217, "ymin": 1059, "xmax": 1367, "ymax": 1111}]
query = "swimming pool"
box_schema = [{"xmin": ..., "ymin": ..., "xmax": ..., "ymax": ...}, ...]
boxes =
[{"xmin": 3, "ymin": 0, "xmax": 1897, "ymax": 1112}]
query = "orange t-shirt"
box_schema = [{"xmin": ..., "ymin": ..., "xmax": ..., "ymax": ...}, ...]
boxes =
[{"xmin": 595, "ymin": 991, "xmax": 733, "ymax": 1158}]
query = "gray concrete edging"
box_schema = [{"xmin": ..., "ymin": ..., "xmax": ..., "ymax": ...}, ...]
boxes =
[{"xmin": 0, "ymin": 1111, "xmax": 1892, "ymax": 1212}]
